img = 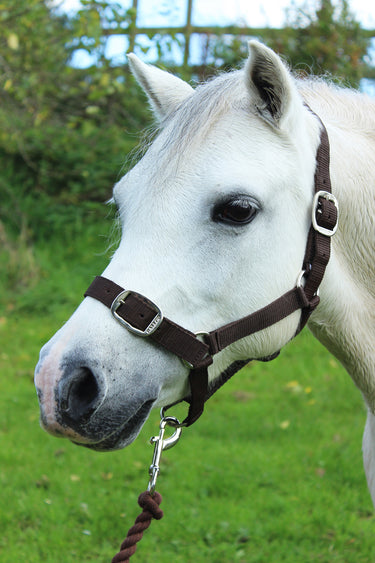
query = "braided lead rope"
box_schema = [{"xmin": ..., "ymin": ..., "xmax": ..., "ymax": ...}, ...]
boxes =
[
  {"xmin": 111, "ymin": 413, "xmax": 183, "ymax": 562},
  {"xmin": 111, "ymin": 491, "xmax": 163, "ymax": 563}
]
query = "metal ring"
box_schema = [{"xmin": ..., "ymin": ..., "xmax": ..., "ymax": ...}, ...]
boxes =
[
  {"xmin": 296, "ymin": 270, "xmax": 306, "ymax": 288},
  {"xmin": 160, "ymin": 407, "xmax": 187, "ymax": 428},
  {"xmin": 181, "ymin": 331, "xmax": 210, "ymax": 370},
  {"xmin": 195, "ymin": 331, "xmax": 210, "ymax": 341},
  {"xmin": 296, "ymin": 269, "xmax": 320, "ymax": 297}
]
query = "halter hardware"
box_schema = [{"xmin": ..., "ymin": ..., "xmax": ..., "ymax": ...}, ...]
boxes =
[
  {"xmin": 147, "ymin": 414, "xmax": 182, "ymax": 495},
  {"xmin": 84, "ymin": 110, "xmax": 338, "ymax": 429},
  {"xmin": 312, "ymin": 190, "xmax": 339, "ymax": 237},
  {"xmin": 111, "ymin": 290, "xmax": 163, "ymax": 337},
  {"xmin": 182, "ymin": 331, "xmax": 210, "ymax": 369}
]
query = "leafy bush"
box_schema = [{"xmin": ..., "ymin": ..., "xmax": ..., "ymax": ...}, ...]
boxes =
[
  {"xmin": 0, "ymin": 220, "xmax": 40, "ymax": 293},
  {"xmin": 0, "ymin": 0, "xmax": 149, "ymax": 242},
  {"xmin": 202, "ymin": 0, "xmax": 371, "ymax": 87}
]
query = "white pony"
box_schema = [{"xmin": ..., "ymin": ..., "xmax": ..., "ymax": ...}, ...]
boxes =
[{"xmin": 35, "ymin": 41, "xmax": 375, "ymax": 505}]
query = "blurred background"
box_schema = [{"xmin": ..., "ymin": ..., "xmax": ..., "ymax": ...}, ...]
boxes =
[{"xmin": 1, "ymin": 3, "xmax": 375, "ymax": 562}]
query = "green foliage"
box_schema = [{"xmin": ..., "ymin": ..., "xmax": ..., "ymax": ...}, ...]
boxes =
[
  {"xmin": 273, "ymin": 0, "xmax": 370, "ymax": 86},
  {"xmin": 0, "ymin": 199, "xmax": 116, "ymax": 313},
  {"xmin": 209, "ymin": 35, "xmax": 249, "ymax": 71},
  {"xmin": 0, "ymin": 219, "xmax": 40, "ymax": 294},
  {"xmin": 72, "ymin": 0, "xmax": 135, "ymax": 63},
  {"xmin": 0, "ymin": 0, "xmax": 148, "ymax": 243},
  {"xmin": 206, "ymin": 0, "xmax": 371, "ymax": 87}
]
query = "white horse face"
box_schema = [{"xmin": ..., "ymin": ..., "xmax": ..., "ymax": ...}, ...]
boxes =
[{"xmin": 35, "ymin": 42, "xmax": 320, "ymax": 451}]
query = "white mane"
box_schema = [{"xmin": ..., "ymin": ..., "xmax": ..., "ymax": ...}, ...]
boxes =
[{"xmin": 297, "ymin": 78, "xmax": 375, "ymax": 139}]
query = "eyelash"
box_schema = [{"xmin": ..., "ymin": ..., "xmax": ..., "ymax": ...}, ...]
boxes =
[{"xmin": 212, "ymin": 197, "xmax": 258, "ymax": 226}]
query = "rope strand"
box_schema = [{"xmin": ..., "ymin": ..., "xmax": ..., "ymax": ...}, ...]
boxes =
[{"xmin": 111, "ymin": 491, "xmax": 163, "ymax": 563}]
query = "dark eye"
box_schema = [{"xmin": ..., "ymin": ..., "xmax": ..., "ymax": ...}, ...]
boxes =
[{"xmin": 212, "ymin": 197, "xmax": 258, "ymax": 225}]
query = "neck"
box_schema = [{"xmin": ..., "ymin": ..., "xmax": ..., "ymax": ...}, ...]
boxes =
[
  {"xmin": 304, "ymin": 96, "xmax": 375, "ymax": 506},
  {"xmin": 307, "ymin": 102, "xmax": 375, "ymax": 406}
]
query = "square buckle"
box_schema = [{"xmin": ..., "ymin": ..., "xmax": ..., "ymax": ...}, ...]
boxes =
[
  {"xmin": 312, "ymin": 190, "xmax": 339, "ymax": 237},
  {"xmin": 111, "ymin": 290, "xmax": 163, "ymax": 337}
]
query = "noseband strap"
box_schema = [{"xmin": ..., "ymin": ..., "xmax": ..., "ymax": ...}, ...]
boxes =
[
  {"xmin": 84, "ymin": 113, "xmax": 338, "ymax": 427},
  {"xmin": 83, "ymin": 277, "xmax": 212, "ymax": 370}
]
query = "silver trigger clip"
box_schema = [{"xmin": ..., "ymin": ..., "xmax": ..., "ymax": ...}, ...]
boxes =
[{"xmin": 147, "ymin": 413, "xmax": 182, "ymax": 495}]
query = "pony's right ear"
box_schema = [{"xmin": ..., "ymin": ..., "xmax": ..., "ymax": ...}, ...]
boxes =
[{"xmin": 127, "ymin": 54, "xmax": 194, "ymax": 122}]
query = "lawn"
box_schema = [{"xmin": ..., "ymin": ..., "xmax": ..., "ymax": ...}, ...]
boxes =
[{"xmin": 0, "ymin": 212, "xmax": 374, "ymax": 562}]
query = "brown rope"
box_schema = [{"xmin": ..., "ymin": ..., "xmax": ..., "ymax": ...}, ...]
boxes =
[{"xmin": 111, "ymin": 491, "xmax": 163, "ymax": 563}]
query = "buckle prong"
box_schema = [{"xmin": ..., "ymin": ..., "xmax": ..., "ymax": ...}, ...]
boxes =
[
  {"xmin": 312, "ymin": 190, "xmax": 339, "ymax": 237},
  {"xmin": 111, "ymin": 290, "xmax": 163, "ymax": 337}
]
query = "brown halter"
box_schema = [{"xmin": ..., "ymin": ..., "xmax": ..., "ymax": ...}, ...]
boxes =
[{"xmin": 84, "ymin": 114, "xmax": 338, "ymax": 428}]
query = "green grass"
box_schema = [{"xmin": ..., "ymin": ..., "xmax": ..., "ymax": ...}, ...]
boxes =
[{"xmin": 1, "ymin": 216, "xmax": 374, "ymax": 562}]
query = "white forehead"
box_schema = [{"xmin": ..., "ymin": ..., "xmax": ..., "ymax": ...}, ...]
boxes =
[{"xmin": 114, "ymin": 76, "xmax": 303, "ymax": 218}]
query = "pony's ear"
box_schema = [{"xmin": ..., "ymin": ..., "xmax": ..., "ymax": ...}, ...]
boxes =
[
  {"xmin": 127, "ymin": 54, "xmax": 194, "ymax": 121},
  {"xmin": 245, "ymin": 41, "xmax": 297, "ymax": 128}
]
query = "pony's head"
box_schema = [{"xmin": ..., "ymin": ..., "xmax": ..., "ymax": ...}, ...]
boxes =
[{"xmin": 35, "ymin": 41, "xmax": 321, "ymax": 450}]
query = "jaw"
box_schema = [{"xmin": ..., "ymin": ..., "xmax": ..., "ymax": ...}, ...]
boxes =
[
  {"xmin": 38, "ymin": 397, "xmax": 157, "ymax": 452},
  {"xmin": 74, "ymin": 398, "xmax": 155, "ymax": 451}
]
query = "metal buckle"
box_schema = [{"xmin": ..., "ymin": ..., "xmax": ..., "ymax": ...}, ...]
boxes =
[
  {"xmin": 312, "ymin": 190, "xmax": 339, "ymax": 237},
  {"xmin": 110, "ymin": 290, "xmax": 163, "ymax": 337}
]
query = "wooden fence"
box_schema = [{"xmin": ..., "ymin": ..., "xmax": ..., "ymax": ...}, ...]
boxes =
[{"xmin": 102, "ymin": 0, "xmax": 375, "ymax": 71}]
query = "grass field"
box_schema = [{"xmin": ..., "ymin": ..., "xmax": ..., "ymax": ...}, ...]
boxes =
[{"xmin": 1, "ymin": 211, "xmax": 374, "ymax": 562}]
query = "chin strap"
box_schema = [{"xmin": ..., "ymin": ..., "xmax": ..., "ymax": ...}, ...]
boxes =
[{"xmin": 84, "ymin": 114, "xmax": 338, "ymax": 428}]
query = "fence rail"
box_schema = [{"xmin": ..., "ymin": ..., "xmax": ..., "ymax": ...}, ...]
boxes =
[
  {"xmin": 103, "ymin": 25, "xmax": 290, "ymax": 67},
  {"xmin": 102, "ymin": 0, "xmax": 375, "ymax": 75}
]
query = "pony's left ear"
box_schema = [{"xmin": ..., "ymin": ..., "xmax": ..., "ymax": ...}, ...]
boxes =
[
  {"xmin": 127, "ymin": 54, "xmax": 194, "ymax": 122},
  {"xmin": 245, "ymin": 41, "xmax": 299, "ymax": 128}
]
